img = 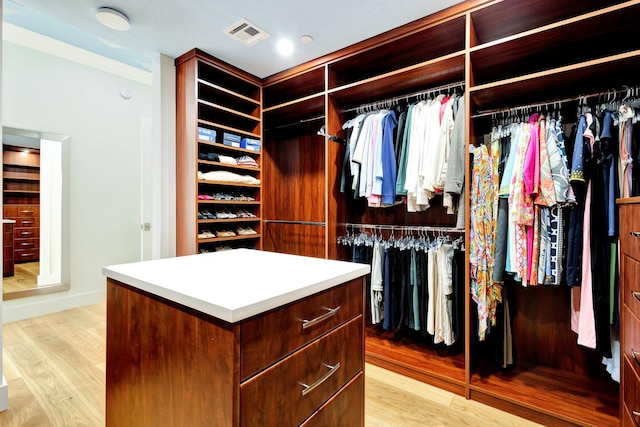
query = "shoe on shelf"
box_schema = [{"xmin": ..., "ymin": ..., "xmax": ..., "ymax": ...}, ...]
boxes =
[
  {"xmin": 198, "ymin": 193, "xmax": 213, "ymax": 200},
  {"xmin": 198, "ymin": 211, "xmax": 206, "ymax": 220},
  {"xmin": 236, "ymin": 226, "xmax": 257, "ymax": 235},
  {"xmin": 202, "ymin": 209, "xmax": 216, "ymax": 219},
  {"xmin": 200, "ymin": 229, "xmax": 216, "ymax": 238},
  {"xmin": 217, "ymin": 230, "xmax": 236, "ymax": 237}
]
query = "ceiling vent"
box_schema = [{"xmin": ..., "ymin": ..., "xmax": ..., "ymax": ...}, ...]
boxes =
[{"xmin": 224, "ymin": 19, "xmax": 270, "ymax": 47}]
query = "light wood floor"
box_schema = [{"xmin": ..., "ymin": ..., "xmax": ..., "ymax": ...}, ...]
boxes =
[
  {"xmin": 3, "ymin": 262, "xmax": 39, "ymax": 294},
  {"xmin": 0, "ymin": 303, "xmax": 542, "ymax": 427}
]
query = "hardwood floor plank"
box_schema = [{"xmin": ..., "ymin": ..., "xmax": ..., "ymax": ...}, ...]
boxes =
[{"xmin": 0, "ymin": 303, "xmax": 549, "ymax": 427}]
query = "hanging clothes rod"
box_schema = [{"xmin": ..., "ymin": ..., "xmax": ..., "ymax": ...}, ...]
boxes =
[
  {"xmin": 472, "ymin": 84, "xmax": 640, "ymax": 119},
  {"xmin": 263, "ymin": 219, "xmax": 326, "ymax": 226},
  {"xmin": 344, "ymin": 222, "xmax": 464, "ymax": 233},
  {"xmin": 267, "ymin": 115, "xmax": 325, "ymax": 130},
  {"xmin": 342, "ymin": 80, "xmax": 465, "ymax": 114}
]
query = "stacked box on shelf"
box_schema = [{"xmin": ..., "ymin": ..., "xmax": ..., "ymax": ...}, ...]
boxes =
[
  {"xmin": 223, "ymin": 132, "xmax": 241, "ymax": 148},
  {"xmin": 241, "ymin": 138, "xmax": 261, "ymax": 152},
  {"xmin": 198, "ymin": 127, "xmax": 217, "ymax": 142}
]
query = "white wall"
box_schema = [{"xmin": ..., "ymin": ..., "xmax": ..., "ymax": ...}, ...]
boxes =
[{"xmin": 2, "ymin": 37, "xmax": 153, "ymax": 321}]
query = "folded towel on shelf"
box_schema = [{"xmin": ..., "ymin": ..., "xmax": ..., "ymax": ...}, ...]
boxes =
[{"xmin": 197, "ymin": 170, "xmax": 261, "ymax": 185}]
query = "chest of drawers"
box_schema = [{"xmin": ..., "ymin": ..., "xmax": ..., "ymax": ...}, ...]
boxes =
[
  {"xmin": 104, "ymin": 251, "xmax": 368, "ymax": 427},
  {"xmin": 619, "ymin": 199, "xmax": 640, "ymax": 426},
  {"xmin": 3, "ymin": 204, "xmax": 39, "ymax": 263}
]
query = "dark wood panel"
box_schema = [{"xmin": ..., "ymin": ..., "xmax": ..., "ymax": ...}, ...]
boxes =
[
  {"xmin": 329, "ymin": 17, "xmax": 465, "ymax": 88},
  {"xmin": 471, "ymin": 3, "xmax": 640, "ymax": 86},
  {"xmin": 470, "ymin": 52, "xmax": 640, "ymax": 111},
  {"xmin": 623, "ymin": 356, "xmax": 640, "ymax": 426},
  {"xmin": 3, "ymin": 147, "xmax": 40, "ymax": 167},
  {"xmin": 106, "ymin": 279, "xmax": 239, "ymax": 427},
  {"xmin": 262, "ymin": 223, "xmax": 325, "ymax": 257},
  {"xmin": 241, "ymin": 278, "xmax": 363, "ymax": 380},
  {"xmin": 470, "ymin": 0, "xmax": 627, "ymax": 46},
  {"xmin": 263, "ymin": 67, "xmax": 325, "ymax": 108},
  {"xmin": 300, "ymin": 373, "xmax": 364, "ymax": 427},
  {"xmin": 620, "ymin": 203, "xmax": 640, "ymax": 262},
  {"xmin": 623, "ymin": 257, "xmax": 640, "ymax": 337},
  {"xmin": 263, "ymin": 95, "xmax": 325, "ymax": 124},
  {"xmin": 240, "ymin": 316, "xmax": 363, "ymax": 427},
  {"xmin": 470, "ymin": 362, "xmax": 619, "ymax": 426},
  {"xmin": 365, "ymin": 327, "xmax": 465, "ymax": 395},
  {"xmin": 263, "ymin": 121, "xmax": 325, "ymax": 220},
  {"xmin": 329, "ymin": 55, "xmax": 465, "ymax": 108}
]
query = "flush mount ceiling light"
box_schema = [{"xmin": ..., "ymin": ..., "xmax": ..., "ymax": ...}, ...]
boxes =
[
  {"xmin": 96, "ymin": 7, "xmax": 130, "ymax": 31},
  {"xmin": 276, "ymin": 39, "xmax": 294, "ymax": 56}
]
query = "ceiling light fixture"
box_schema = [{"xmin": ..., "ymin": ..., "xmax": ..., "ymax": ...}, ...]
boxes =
[
  {"xmin": 96, "ymin": 7, "xmax": 131, "ymax": 31},
  {"xmin": 276, "ymin": 39, "xmax": 294, "ymax": 56},
  {"xmin": 300, "ymin": 35, "xmax": 313, "ymax": 44}
]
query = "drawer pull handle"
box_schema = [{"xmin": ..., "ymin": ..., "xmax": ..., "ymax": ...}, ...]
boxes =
[
  {"xmin": 634, "ymin": 411, "xmax": 640, "ymax": 421},
  {"xmin": 20, "ymin": 210, "xmax": 33, "ymax": 214},
  {"xmin": 21, "ymin": 232, "xmax": 31, "ymax": 236},
  {"xmin": 302, "ymin": 306, "xmax": 341, "ymax": 330},
  {"xmin": 20, "ymin": 243, "xmax": 33, "ymax": 247},
  {"xmin": 20, "ymin": 253, "xmax": 34, "ymax": 257},
  {"xmin": 634, "ymin": 292, "xmax": 640, "ymax": 303},
  {"xmin": 633, "ymin": 348, "xmax": 640, "ymax": 366},
  {"xmin": 300, "ymin": 362, "xmax": 341, "ymax": 396},
  {"xmin": 631, "ymin": 231, "xmax": 640, "ymax": 238},
  {"xmin": 21, "ymin": 221, "xmax": 33, "ymax": 225}
]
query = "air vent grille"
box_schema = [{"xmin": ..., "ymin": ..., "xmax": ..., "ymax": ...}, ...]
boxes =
[{"xmin": 224, "ymin": 19, "xmax": 270, "ymax": 47}]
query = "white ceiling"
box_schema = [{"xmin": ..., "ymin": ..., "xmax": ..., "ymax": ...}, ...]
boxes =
[{"xmin": 3, "ymin": 0, "xmax": 464, "ymax": 79}]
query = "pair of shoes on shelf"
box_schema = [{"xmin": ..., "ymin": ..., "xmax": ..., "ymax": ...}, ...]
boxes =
[
  {"xmin": 199, "ymin": 209, "xmax": 216, "ymax": 219},
  {"xmin": 216, "ymin": 230, "xmax": 236, "ymax": 237},
  {"xmin": 198, "ymin": 229, "xmax": 216, "ymax": 239},
  {"xmin": 216, "ymin": 209, "xmax": 237, "ymax": 219},
  {"xmin": 235, "ymin": 193, "xmax": 255, "ymax": 201},
  {"xmin": 235, "ymin": 208, "xmax": 256, "ymax": 218},
  {"xmin": 236, "ymin": 226, "xmax": 257, "ymax": 235},
  {"xmin": 215, "ymin": 245, "xmax": 233, "ymax": 251},
  {"xmin": 200, "ymin": 248, "xmax": 210, "ymax": 254},
  {"xmin": 198, "ymin": 193, "xmax": 214, "ymax": 200},
  {"xmin": 213, "ymin": 192, "xmax": 234, "ymax": 201}
]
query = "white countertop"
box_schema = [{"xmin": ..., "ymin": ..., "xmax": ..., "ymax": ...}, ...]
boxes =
[{"xmin": 103, "ymin": 249, "xmax": 370, "ymax": 323}]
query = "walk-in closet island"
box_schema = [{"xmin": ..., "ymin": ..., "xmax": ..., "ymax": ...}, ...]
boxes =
[{"xmin": 102, "ymin": 249, "xmax": 369, "ymax": 427}]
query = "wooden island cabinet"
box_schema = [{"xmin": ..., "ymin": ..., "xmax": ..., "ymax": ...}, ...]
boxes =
[{"xmin": 102, "ymin": 249, "xmax": 369, "ymax": 427}]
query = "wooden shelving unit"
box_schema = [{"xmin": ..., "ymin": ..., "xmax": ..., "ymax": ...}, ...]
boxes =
[
  {"xmin": 176, "ymin": 49, "xmax": 262, "ymax": 255},
  {"xmin": 175, "ymin": 0, "xmax": 637, "ymax": 424}
]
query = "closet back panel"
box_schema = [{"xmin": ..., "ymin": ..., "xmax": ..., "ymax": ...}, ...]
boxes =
[
  {"xmin": 469, "ymin": 0, "xmax": 629, "ymax": 46},
  {"xmin": 327, "ymin": 16, "xmax": 465, "ymax": 89},
  {"xmin": 263, "ymin": 122, "xmax": 326, "ymax": 257}
]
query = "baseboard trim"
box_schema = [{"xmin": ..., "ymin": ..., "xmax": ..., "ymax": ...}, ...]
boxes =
[{"xmin": 2, "ymin": 289, "xmax": 105, "ymax": 323}]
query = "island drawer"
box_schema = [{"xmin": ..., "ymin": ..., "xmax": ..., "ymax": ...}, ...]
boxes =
[{"xmin": 240, "ymin": 277, "xmax": 363, "ymax": 380}]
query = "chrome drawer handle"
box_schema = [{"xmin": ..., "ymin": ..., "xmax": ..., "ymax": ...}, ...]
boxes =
[
  {"xmin": 20, "ymin": 243, "xmax": 33, "ymax": 246},
  {"xmin": 21, "ymin": 232, "xmax": 31, "ymax": 236},
  {"xmin": 634, "ymin": 410, "xmax": 640, "ymax": 421},
  {"xmin": 21, "ymin": 221, "xmax": 33, "ymax": 225},
  {"xmin": 20, "ymin": 253, "xmax": 34, "ymax": 257},
  {"xmin": 634, "ymin": 292, "xmax": 640, "ymax": 303},
  {"xmin": 631, "ymin": 231, "xmax": 640, "ymax": 238},
  {"xmin": 633, "ymin": 348, "xmax": 640, "ymax": 366},
  {"xmin": 302, "ymin": 306, "xmax": 341, "ymax": 330},
  {"xmin": 20, "ymin": 210, "xmax": 33, "ymax": 214},
  {"xmin": 300, "ymin": 362, "xmax": 341, "ymax": 396}
]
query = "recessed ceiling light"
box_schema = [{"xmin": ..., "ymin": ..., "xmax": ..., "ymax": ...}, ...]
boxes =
[
  {"xmin": 300, "ymin": 35, "xmax": 313, "ymax": 44},
  {"xmin": 96, "ymin": 7, "xmax": 131, "ymax": 31},
  {"xmin": 276, "ymin": 39, "xmax": 294, "ymax": 56}
]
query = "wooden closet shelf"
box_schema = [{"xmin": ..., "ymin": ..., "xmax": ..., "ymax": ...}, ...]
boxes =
[
  {"xmin": 198, "ymin": 200, "xmax": 261, "ymax": 206},
  {"xmin": 470, "ymin": 2, "xmax": 640, "ymax": 87},
  {"xmin": 328, "ymin": 53, "xmax": 465, "ymax": 106},
  {"xmin": 197, "ymin": 180, "xmax": 261, "ymax": 188},
  {"xmin": 198, "ymin": 99, "xmax": 260, "ymax": 122},
  {"xmin": 197, "ymin": 120, "xmax": 261, "ymax": 140},
  {"xmin": 469, "ymin": 363, "xmax": 619, "ymax": 426},
  {"xmin": 198, "ymin": 140, "xmax": 261, "ymax": 155},
  {"xmin": 470, "ymin": 49, "xmax": 640, "ymax": 110},
  {"xmin": 197, "ymin": 234, "xmax": 261, "ymax": 243},
  {"xmin": 263, "ymin": 95, "xmax": 325, "ymax": 125},
  {"xmin": 3, "ymin": 190, "xmax": 39, "ymax": 194},
  {"xmin": 3, "ymin": 175, "xmax": 40, "ymax": 181},
  {"xmin": 198, "ymin": 218, "xmax": 260, "ymax": 224},
  {"xmin": 197, "ymin": 160, "xmax": 261, "ymax": 173},
  {"xmin": 197, "ymin": 79, "xmax": 261, "ymax": 106}
]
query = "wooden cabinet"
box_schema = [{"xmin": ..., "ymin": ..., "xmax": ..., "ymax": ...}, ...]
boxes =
[
  {"xmin": 619, "ymin": 199, "xmax": 640, "ymax": 426},
  {"xmin": 3, "ymin": 221, "xmax": 14, "ymax": 277},
  {"xmin": 3, "ymin": 146, "xmax": 40, "ymax": 263},
  {"xmin": 175, "ymin": 49, "xmax": 262, "ymax": 256},
  {"xmin": 106, "ymin": 276, "xmax": 365, "ymax": 427}
]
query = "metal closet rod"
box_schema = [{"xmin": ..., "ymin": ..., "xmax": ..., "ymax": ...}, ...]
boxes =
[
  {"xmin": 472, "ymin": 84, "xmax": 640, "ymax": 119},
  {"xmin": 343, "ymin": 222, "xmax": 465, "ymax": 233},
  {"xmin": 342, "ymin": 80, "xmax": 466, "ymax": 113}
]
